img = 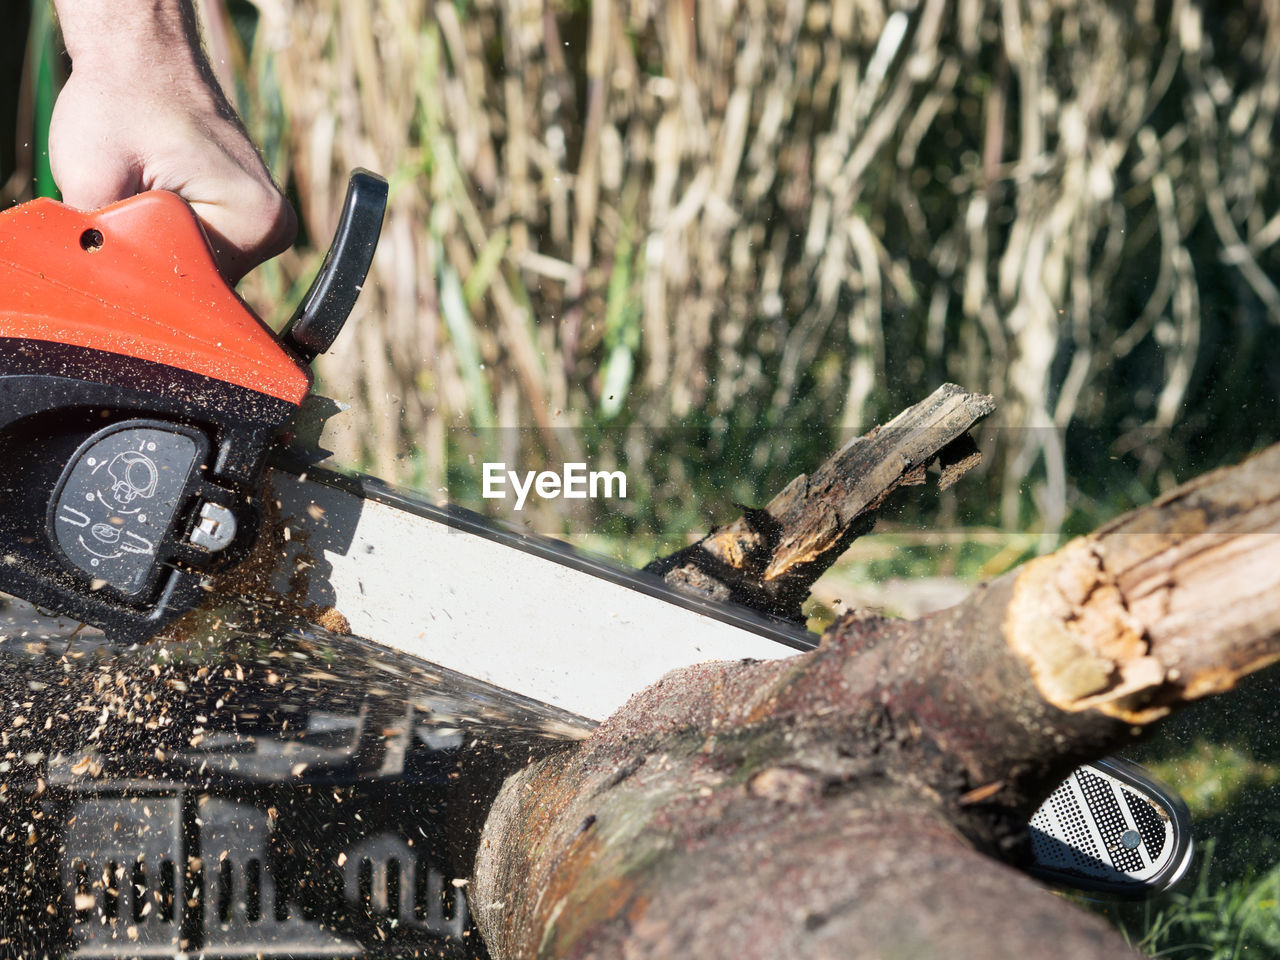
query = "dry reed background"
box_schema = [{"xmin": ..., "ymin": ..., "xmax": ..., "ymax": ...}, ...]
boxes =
[{"xmin": 14, "ymin": 0, "xmax": 1280, "ymax": 550}]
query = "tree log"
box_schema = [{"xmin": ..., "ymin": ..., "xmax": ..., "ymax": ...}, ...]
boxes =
[{"xmin": 472, "ymin": 419, "xmax": 1280, "ymax": 958}]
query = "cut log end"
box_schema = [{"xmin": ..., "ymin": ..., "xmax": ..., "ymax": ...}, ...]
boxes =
[{"xmin": 1003, "ymin": 443, "xmax": 1280, "ymax": 724}]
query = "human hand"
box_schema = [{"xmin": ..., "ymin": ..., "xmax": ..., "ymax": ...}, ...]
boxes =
[{"xmin": 49, "ymin": 0, "xmax": 295, "ymax": 284}]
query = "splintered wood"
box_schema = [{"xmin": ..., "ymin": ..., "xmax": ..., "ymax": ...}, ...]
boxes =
[
  {"xmin": 1004, "ymin": 443, "xmax": 1280, "ymax": 722},
  {"xmin": 645, "ymin": 384, "xmax": 996, "ymax": 621}
]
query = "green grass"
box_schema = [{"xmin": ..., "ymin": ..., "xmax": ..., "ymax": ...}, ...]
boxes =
[
  {"xmin": 28, "ymin": 0, "xmax": 59, "ymax": 200},
  {"xmin": 1097, "ymin": 843, "xmax": 1280, "ymax": 959}
]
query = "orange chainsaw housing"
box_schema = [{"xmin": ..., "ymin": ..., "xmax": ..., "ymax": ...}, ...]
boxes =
[
  {"xmin": 0, "ymin": 171, "xmax": 384, "ymax": 642},
  {"xmin": 0, "ymin": 191, "xmax": 311, "ymax": 405}
]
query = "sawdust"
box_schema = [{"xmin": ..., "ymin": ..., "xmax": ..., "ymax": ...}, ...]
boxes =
[{"xmin": 196, "ymin": 477, "xmax": 351, "ymax": 636}]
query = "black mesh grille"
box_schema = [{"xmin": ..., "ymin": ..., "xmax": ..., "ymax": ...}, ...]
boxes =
[
  {"xmin": 1029, "ymin": 779, "xmax": 1100, "ymax": 873},
  {"xmin": 1124, "ymin": 787, "xmax": 1167, "ymax": 859},
  {"xmin": 1078, "ymin": 769, "xmax": 1142, "ymax": 873}
]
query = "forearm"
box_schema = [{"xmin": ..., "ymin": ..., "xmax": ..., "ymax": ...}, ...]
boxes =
[
  {"xmin": 53, "ymin": 0, "xmax": 233, "ymax": 120},
  {"xmin": 55, "ymin": 0, "xmax": 199, "ymax": 67}
]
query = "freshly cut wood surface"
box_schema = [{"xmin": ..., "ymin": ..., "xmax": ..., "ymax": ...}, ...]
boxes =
[{"xmin": 1005, "ymin": 442, "xmax": 1280, "ymax": 721}]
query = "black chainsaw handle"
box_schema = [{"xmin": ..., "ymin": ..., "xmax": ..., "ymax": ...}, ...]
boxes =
[{"xmin": 282, "ymin": 169, "xmax": 389, "ymax": 362}]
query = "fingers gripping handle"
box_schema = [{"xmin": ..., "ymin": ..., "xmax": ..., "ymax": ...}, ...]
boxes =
[{"xmin": 283, "ymin": 169, "xmax": 389, "ymax": 362}]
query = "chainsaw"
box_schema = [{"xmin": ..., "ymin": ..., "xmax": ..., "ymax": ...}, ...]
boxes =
[{"xmin": 0, "ymin": 171, "xmax": 1191, "ymax": 901}]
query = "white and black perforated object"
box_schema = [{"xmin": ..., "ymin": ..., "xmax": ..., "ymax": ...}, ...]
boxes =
[{"xmin": 1029, "ymin": 757, "xmax": 1194, "ymax": 898}]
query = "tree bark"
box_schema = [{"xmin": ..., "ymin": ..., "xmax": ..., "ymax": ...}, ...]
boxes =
[{"xmin": 471, "ymin": 399, "xmax": 1280, "ymax": 959}]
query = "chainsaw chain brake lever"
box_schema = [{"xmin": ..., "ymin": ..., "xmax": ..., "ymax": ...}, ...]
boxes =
[{"xmin": 282, "ymin": 169, "xmax": 389, "ymax": 362}]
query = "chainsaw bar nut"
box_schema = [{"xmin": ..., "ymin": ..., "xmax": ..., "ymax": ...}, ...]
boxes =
[{"xmin": 189, "ymin": 501, "xmax": 237, "ymax": 552}]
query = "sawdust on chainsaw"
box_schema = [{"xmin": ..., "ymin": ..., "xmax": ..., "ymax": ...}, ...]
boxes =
[{"xmin": 188, "ymin": 476, "xmax": 350, "ymax": 637}]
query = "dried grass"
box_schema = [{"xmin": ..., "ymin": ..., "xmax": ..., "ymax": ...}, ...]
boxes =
[{"xmin": 212, "ymin": 0, "xmax": 1279, "ymax": 536}]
